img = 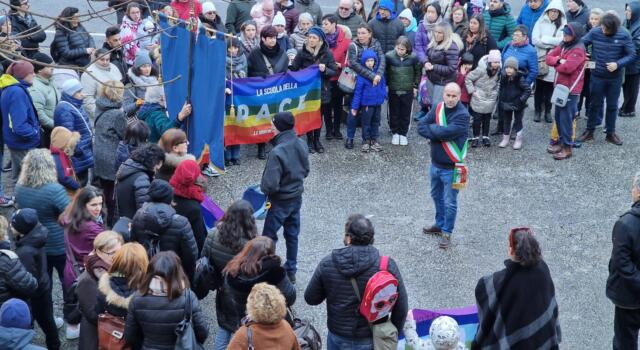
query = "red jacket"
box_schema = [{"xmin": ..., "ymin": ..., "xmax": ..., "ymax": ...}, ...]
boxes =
[
  {"xmin": 456, "ymin": 71, "xmax": 470, "ymax": 104},
  {"xmin": 171, "ymin": 0, "xmax": 203, "ymax": 20},
  {"xmin": 329, "ymin": 27, "xmax": 351, "ymax": 82},
  {"xmin": 546, "ymin": 44, "xmax": 587, "ymax": 95}
]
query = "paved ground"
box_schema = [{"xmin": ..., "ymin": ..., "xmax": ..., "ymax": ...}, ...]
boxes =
[{"xmin": 15, "ymin": 0, "xmax": 639, "ymax": 349}]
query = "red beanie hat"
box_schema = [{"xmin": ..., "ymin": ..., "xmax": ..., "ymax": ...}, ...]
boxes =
[
  {"xmin": 7, "ymin": 60, "xmax": 34, "ymax": 80},
  {"xmin": 169, "ymin": 159, "xmax": 205, "ymax": 202}
]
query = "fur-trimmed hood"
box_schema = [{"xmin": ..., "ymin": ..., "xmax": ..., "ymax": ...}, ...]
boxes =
[
  {"xmin": 163, "ymin": 152, "xmax": 196, "ymax": 168},
  {"xmin": 98, "ymin": 273, "xmax": 134, "ymax": 310}
]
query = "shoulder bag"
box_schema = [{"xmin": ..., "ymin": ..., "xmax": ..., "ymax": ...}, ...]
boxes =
[
  {"xmin": 97, "ymin": 312, "xmax": 130, "ymax": 350},
  {"xmin": 338, "ymin": 43, "xmax": 358, "ymax": 93},
  {"xmin": 175, "ymin": 290, "xmax": 205, "ymax": 350},
  {"xmin": 551, "ymin": 51, "xmax": 585, "ymax": 107}
]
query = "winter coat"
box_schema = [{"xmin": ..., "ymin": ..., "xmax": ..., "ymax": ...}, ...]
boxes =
[
  {"xmin": 502, "ymin": 42, "xmax": 538, "ymax": 84},
  {"xmin": 348, "ymin": 38, "xmax": 386, "ymax": 81},
  {"xmin": 131, "ymin": 202, "xmax": 199, "ymax": 281},
  {"xmin": 404, "ymin": 17, "xmax": 418, "ymax": 47},
  {"xmin": 260, "ymin": 129, "xmax": 310, "ymax": 201},
  {"xmin": 565, "ymin": 5, "xmax": 590, "ymax": 30},
  {"xmin": 497, "ymin": 69, "xmax": 532, "ymax": 111},
  {"xmin": 582, "ymin": 26, "xmax": 636, "ymax": 79},
  {"xmin": 76, "ymin": 269, "xmax": 100, "ymax": 350},
  {"xmin": 368, "ymin": 16, "xmax": 405, "ymax": 54},
  {"xmin": 624, "ymin": 1, "xmax": 640, "ymax": 75},
  {"xmin": 51, "ymin": 150, "xmax": 81, "ymax": 191},
  {"xmin": 415, "ymin": 18, "xmax": 442, "ymax": 63},
  {"xmin": 156, "ymin": 153, "xmax": 196, "ymax": 182},
  {"xmin": 63, "ymin": 219, "xmax": 104, "ymax": 291},
  {"xmin": 50, "ymin": 24, "xmax": 95, "ymax": 67},
  {"xmin": 225, "ymin": 0, "xmax": 256, "ymax": 34},
  {"xmin": 114, "ymin": 141, "xmax": 142, "ymax": 174},
  {"xmin": 115, "ymin": 158, "xmax": 154, "ymax": 219},
  {"xmin": 171, "ymin": 0, "xmax": 203, "ymax": 19},
  {"xmin": 102, "ymin": 42, "xmax": 129, "ymax": 83},
  {"xmin": 516, "ymin": 0, "xmax": 550, "ymax": 38},
  {"xmin": 606, "ymin": 201, "xmax": 640, "ymax": 309},
  {"xmin": 336, "ymin": 11, "xmax": 366, "ymax": 35},
  {"xmin": 461, "ymin": 32, "xmax": 498, "ymax": 68},
  {"xmin": 14, "ymin": 184, "xmax": 70, "ymax": 257},
  {"xmin": 483, "ymin": 4, "xmax": 517, "ymax": 50},
  {"xmin": 125, "ymin": 289, "xmax": 209, "ymax": 349},
  {"xmin": 275, "ymin": 1, "xmax": 300, "ymax": 34},
  {"xmin": 290, "ymin": 42, "xmax": 338, "ymax": 103},
  {"xmin": 228, "ymin": 320, "xmax": 300, "ymax": 350},
  {"xmin": 425, "ymin": 41, "xmax": 460, "ymax": 85},
  {"xmin": 418, "ymin": 101, "xmax": 469, "ymax": 169},
  {"xmin": 304, "ymin": 245, "xmax": 408, "ymax": 339},
  {"xmin": 465, "ymin": 56, "xmax": 501, "ymax": 114},
  {"xmin": 289, "ymin": 27, "xmax": 308, "ymax": 52},
  {"xmin": 277, "ymin": 34, "xmax": 293, "ymax": 52},
  {"xmin": 96, "ymin": 274, "xmax": 134, "ymax": 318},
  {"xmin": 93, "ymin": 97, "xmax": 127, "ymax": 181},
  {"xmin": 54, "ymin": 93, "xmax": 95, "ymax": 173},
  {"xmin": 328, "ymin": 27, "xmax": 351, "ymax": 81},
  {"xmin": 385, "ymin": 50, "xmax": 421, "ymax": 92},
  {"xmin": 28, "ymin": 75, "xmax": 58, "ymax": 130},
  {"xmin": 456, "ymin": 71, "xmax": 471, "ymax": 104},
  {"xmin": 546, "ymin": 41, "xmax": 587, "ymax": 95},
  {"xmin": 247, "ymin": 43, "xmax": 290, "ymax": 78},
  {"xmin": 0, "ymin": 244, "xmax": 37, "ymax": 304},
  {"xmin": 0, "ymin": 326, "xmax": 43, "ymax": 350},
  {"xmin": 0, "ymin": 75, "xmax": 40, "ymax": 150},
  {"xmin": 472, "ymin": 259, "xmax": 561, "ymax": 349},
  {"xmin": 80, "ymin": 62, "xmax": 123, "ymax": 118},
  {"xmin": 352, "ymin": 62, "xmax": 388, "ymax": 109},
  {"xmin": 220, "ymin": 255, "xmax": 296, "ymax": 332},
  {"xmin": 14, "ymin": 224, "xmax": 50, "ymax": 297},
  {"xmin": 136, "ymin": 103, "xmax": 182, "ymax": 143},
  {"xmin": 531, "ymin": 0, "xmax": 566, "ymax": 82},
  {"xmin": 294, "ymin": 0, "xmax": 322, "ymax": 24},
  {"xmin": 8, "ymin": 12, "xmax": 46, "ymax": 58},
  {"xmin": 174, "ymin": 195, "xmax": 207, "ymax": 254}
]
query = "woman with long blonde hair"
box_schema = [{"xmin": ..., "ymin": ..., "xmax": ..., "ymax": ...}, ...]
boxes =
[{"xmin": 425, "ymin": 22, "xmax": 460, "ymax": 105}]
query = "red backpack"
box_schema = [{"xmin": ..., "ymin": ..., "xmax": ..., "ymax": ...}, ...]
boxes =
[{"xmin": 352, "ymin": 256, "xmax": 399, "ymax": 323}]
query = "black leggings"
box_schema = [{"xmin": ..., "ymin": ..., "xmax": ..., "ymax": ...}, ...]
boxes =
[
  {"xmin": 325, "ymin": 82, "xmax": 344, "ymax": 134},
  {"xmin": 32, "ymin": 291, "xmax": 61, "ymax": 349},
  {"xmin": 621, "ymin": 73, "xmax": 640, "ymax": 114},
  {"xmin": 471, "ymin": 108, "xmax": 491, "ymax": 137},
  {"xmin": 534, "ymin": 79, "xmax": 554, "ymax": 113},
  {"xmin": 501, "ymin": 108, "xmax": 524, "ymax": 135}
]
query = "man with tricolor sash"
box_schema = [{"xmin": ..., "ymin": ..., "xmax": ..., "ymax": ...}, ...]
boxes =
[{"xmin": 418, "ymin": 83, "xmax": 470, "ymax": 249}]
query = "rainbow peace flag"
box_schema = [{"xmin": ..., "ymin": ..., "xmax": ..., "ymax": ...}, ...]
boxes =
[
  {"xmin": 398, "ymin": 306, "xmax": 479, "ymax": 349},
  {"xmin": 224, "ymin": 66, "xmax": 322, "ymax": 145}
]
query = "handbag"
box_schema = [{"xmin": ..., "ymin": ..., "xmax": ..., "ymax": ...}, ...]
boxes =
[
  {"xmin": 287, "ymin": 308, "xmax": 322, "ymax": 350},
  {"xmin": 537, "ymin": 28, "xmax": 560, "ymax": 77},
  {"xmin": 175, "ymin": 290, "xmax": 205, "ymax": 350},
  {"xmin": 97, "ymin": 313, "xmax": 130, "ymax": 350},
  {"xmin": 551, "ymin": 52, "xmax": 585, "ymax": 107},
  {"xmin": 338, "ymin": 43, "xmax": 358, "ymax": 93}
]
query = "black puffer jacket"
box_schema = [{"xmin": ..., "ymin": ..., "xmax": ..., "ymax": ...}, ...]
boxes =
[
  {"xmin": 290, "ymin": 41, "xmax": 337, "ymax": 103},
  {"xmin": 14, "ymin": 224, "xmax": 50, "ymax": 297},
  {"xmin": 497, "ymin": 69, "xmax": 531, "ymax": 111},
  {"xmin": 247, "ymin": 42, "xmax": 289, "ymax": 78},
  {"xmin": 260, "ymin": 129, "xmax": 310, "ymax": 201},
  {"xmin": 50, "ymin": 24, "xmax": 96, "ymax": 67},
  {"xmin": 125, "ymin": 289, "xmax": 209, "ymax": 350},
  {"xmin": 425, "ymin": 41, "xmax": 460, "ymax": 85},
  {"xmin": 219, "ymin": 255, "xmax": 296, "ymax": 332},
  {"xmin": 9, "ymin": 12, "xmax": 46, "ymax": 58},
  {"xmin": 607, "ymin": 201, "xmax": 640, "ymax": 308},
  {"xmin": 115, "ymin": 159, "xmax": 153, "ymax": 220},
  {"xmin": 304, "ymin": 245, "xmax": 408, "ymax": 339},
  {"xmin": 173, "ymin": 195, "xmax": 207, "ymax": 254},
  {"xmin": 96, "ymin": 274, "xmax": 135, "ymax": 318},
  {"xmin": 131, "ymin": 202, "xmax": 199, "ymax": 281},
  {"xmin": 0, "ymin": 241, "xmax": 37, "ymax": 304},
  {"xmin": 368, "ymin": 17, "xmax": 405, "ymax": 54}
]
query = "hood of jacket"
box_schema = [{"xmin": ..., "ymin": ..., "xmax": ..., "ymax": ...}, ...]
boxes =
[
  {"xmin": 630, "ymin": 200, "xmax": 640, "ymax": 217},
  {"xmin": 98, "ymin": 273, "xmax": 134, "ymax": 310},
  {"xmin": 139, "ymin": 202, "xmax": 177, "ymax": 232},
  {"xmin": 543, "ymin": 0, "xmax": 565, "ymax": 20},
  {"xmin": 15, "ymin": 223, "xmax": 48, "ymax": 250},
  {"xmin": 406, "ymin": 17, "xmax": 418, "ymax": 32},
  {"xmin": 0, "ymin": 327, "xmax": 35, "ymax": 349},
  {"xmin": 227, "ymin": 255, "xmax": 285, "ymax": 292},
  {"xmin": 360, "ymin": 48, "xmax": 378, "ymax": 67},
  {"xmin": 626, "ymin": 1, "xmax": 640, "ymax": 30},
  {"xmin": 269, "ymin": 128, "xmax": 298, "ymax": 146},
  {"xmin": 116, "ymin": 158, "xmax": 150, "ymax": 182},
  {"xmin": 95, "ymin": 95, "xmax": 122, "ymax": 112},
  {"xmin": 0, "ymin": 73, "xmax": 18, "ymax": 89},
  {"xmin": 331, "ymin": 245, "xmax": 379, "ymax": 278},
  {"xmin": 562, "ymin": 21, "xmax": 586, "ymax": 49},
  {"xmin": 376, "ymin": 0, "xmax": 398, "ymax": 19},
  {"xmin": 61, "ymin": 92, "xmax": 83, "ymax": 108}
]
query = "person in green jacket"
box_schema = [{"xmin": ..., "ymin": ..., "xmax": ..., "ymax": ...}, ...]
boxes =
[
  {"xmin": 226, "ymin": 0, "xmax": 257, "ymax": 33},
  {"xmin": 137, "ymin": 86, "xmax": 192, "ymax": 143},
  {"xmin": 27, "ymin": 53, "xmax": 58, "ymax": 148},
  {"xmin": 483, "ymin": 0, "xmax": 517, "ymax": 50}
]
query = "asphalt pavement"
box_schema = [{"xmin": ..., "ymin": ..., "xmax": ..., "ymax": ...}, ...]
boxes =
[{"xmin": 18, "ymin": 0, "xmax": 640, "ymax": 349}]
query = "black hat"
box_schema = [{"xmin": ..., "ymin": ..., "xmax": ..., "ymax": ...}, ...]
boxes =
[
  {"xmin": 461, "ymin": 52, "xmax": 474, "ymax": 65},
  {"xmin": 10, "ymin": 0, "xmax": 22, "ymax": 7},
  {"xmin": 11, "ymin": 208, "xmax": 39, "ymax": 235},
  {"xmin": 148, "ymin": 179, "xmax": 174, "ymax": 204},
  {"xmin": 272, "ymin": 112, "xmax": 295, "ymax": 132},
  {"xmin": 31, "ymin": 53, "xmax": 53, "ymax": 73}
]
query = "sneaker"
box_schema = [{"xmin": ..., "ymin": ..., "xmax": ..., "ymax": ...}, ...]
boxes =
[
  {"xmin": 423, "ymin": 225, "xmax": 441, "ymax": 235},
  {"xmin": 66, "ymin": 323, "xmax": 80, "ymax": 340},
  {"xmin": 619, "ymin": 111, "xmax": 636, "ymax": 117},
  {"xmin": 482, "ymin": 137, "xmax": 491, "ymax": 147},
  {"xmin": 391, "ymin": 134, "xmax": 400, "ymax": 145},
  {"xmin": 2, "ymin": 162, "xmax": 10, "ymax": 173},
  {"xmin": 361, "ymin": 143, "xmax": 370, "ymax": 152},
  {"xmin": 399, "ymin": 135, "xmax": 408, "ymax": 146},
  {"xmin": 0, "ymin": 196, "xmax": 14, "ymax": 208},
  {"xmin": 370, "ymin": 141, "xmax": 383, "ymax": 152},
  {"xmin": 287, "ymin": 271, "xmax": 296, "ymax": 284},
  {"xmin": 55, "ymin": 317, "xmax": 64, "ymax": 329},
  {"xmin": 201, "ymin": 165, "xmax": 220, "ymax": 177},
  {"xmin": 438, "ymin": 232, "xmax": 452, "ymax": 249}
]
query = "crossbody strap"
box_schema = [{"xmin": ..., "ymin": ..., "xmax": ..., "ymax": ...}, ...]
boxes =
[
  {"xmin": 261, "ymin": 54, "xmax": 274, "ymax": 75},
  {"xmin": 64, "ymin": 231, "xmax": 82, "ymax": 276},
  {"xmin": 553, "ymin": 48, "xmax": 586, "ymax": 91},
  {"xmin": 246, "ymin": 324, "xmax": 255, "ymax": 350},
  {"xmin": 60, "ymin": 101, "xmax": 93, "ymax": 138}
]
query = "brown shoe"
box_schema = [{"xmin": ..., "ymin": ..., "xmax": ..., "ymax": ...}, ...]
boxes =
[
  {"xmin": 606, "ymin": 133, "xmax": 623, "ymax": 146},
  {"xmin": 423, "ymin": 225, "xmax": 442, "ymax": 235},
  {"xmin": 553, "ymin": 146, "xmax": 572, "ymax": 160},
  {"xmin": 577, "ymin": 130, "xmax": 594, "ymax": 142},
  {"xmin": 547, "ymin": 144, "xmax": 562, "ymax": 154}
]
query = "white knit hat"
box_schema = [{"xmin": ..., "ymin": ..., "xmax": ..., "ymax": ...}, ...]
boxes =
[
  {"xmin": 272, "ymin": 11, "xmax": 286, "ymax": 26},
  {"xmin": 429, "ymin": 316, "xmax": 461, "ymax": 350},
  {"xmin": 202, "ymin": 2, "xmax": 216, "ymax": 13},
  {"xmin": 398, "ymin": 8, "xmax": 413, "ymax": 20}
]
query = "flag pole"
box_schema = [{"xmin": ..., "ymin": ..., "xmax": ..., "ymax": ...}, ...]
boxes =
[{"xmin": 185, "ymin": 0, "xmax": 196, "ymax": 141}]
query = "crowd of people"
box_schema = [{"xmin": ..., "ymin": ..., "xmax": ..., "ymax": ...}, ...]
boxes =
[{"xmin": 0, "ymin": 0, "xmax": 636, "ymax": 349}]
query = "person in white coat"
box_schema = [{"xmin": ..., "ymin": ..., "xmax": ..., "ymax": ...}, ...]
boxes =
[
  {"xmin": 80, "ymin": 48, "xmax": 123, "ymax": 121},
  {"xmin": 531, "ymin": 0, "xmax": 566, "ymax": 123}
]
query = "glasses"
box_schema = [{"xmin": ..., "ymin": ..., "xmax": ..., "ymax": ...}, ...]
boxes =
[
  {"xmin": 339, "ymin": 6, "xmax": 351, "ymax": 10},
  {"xmin": 205, "ymin": 11, "xmax": 215, "ymax": 15}
]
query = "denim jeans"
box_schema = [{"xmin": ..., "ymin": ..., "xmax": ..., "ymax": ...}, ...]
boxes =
[
  {"xmin": 554, "ymin": 94, "xmax": 579, "ymax": 147},
  {"xmin": 359, "ymin": 105, "xmax": 381, "ymax": 141},
  {"xmin": 327, "ymin": 331, "xmax": 374, "ymax": 350},
  {"xmin": 262, "ymin": 196, "xmax": 302, "ymax": 273},
  {"xmin": 215, "ymin": 326, "xmax": 233, "ymax": 350},
  {"xmin": 224, "ymin": 145, "xmax": 241, "ymax": 161},
  {"xmin": 347, "ymin": 111, "xmax": 358, "ymax": 140},
  {"xmin": 429, "ymin": 165, "xmax": 459, "ymax": 234},
  {"xmin": 587, "ymin": 75, "xmax": 623, "ymax": 133}
]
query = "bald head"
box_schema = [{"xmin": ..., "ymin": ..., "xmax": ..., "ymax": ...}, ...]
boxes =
[
  {"xmin": 338, "ymin": 0, "xmax": 354, "ymax": 17},
  {"xmin": 443, "ymin": 83, "xmax": 461, "ymax": 108}
]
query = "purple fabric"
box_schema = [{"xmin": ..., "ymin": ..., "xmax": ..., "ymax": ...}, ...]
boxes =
[
  {"xmin": 201, "ymin": 194, "xmax": 224, "ymax": 229},
  {"xmin": 415, "ymin": 24, "xmax": 430, "ymax": 63},
  {"xmin": 325, "ymin": 29, "xmax": 339, "ymax": 48},
  {"xmin": 63, "ymin": 219, "xmax": 104, "ymax": 291}
]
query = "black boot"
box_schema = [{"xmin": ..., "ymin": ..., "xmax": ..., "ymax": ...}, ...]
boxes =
[
  {"xmin": 534, "ymin": 110, "xmax": 541, "ymax": 122},
  {"xmin": 544, "ymin": 110, "xmax": 552, "ymax": 123},
  {"xmin": 307, "ymin": 133, "xmax": 315, "ymax": 154},
  {"xmin": 257, "ymin": 143, "xmax": 266, "ymax": 159},
  {"xmin": 314, "ymin": 130, "xmax": 324, "ymax": 153}
]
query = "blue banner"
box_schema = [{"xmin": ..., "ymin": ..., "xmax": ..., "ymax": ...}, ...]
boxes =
[{"xmin": 158, "ymin": 14, "xmax": 189, "ymax": 123}]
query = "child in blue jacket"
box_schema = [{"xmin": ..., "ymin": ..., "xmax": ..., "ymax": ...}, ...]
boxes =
[{"xmin": 348, "ymin": 49, "xmax": 387, "ymax": 152}]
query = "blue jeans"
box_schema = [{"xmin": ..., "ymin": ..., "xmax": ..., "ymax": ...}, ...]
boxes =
[
  {"xmin": 554, "ymin": 94, "xmax": 579, "ymax": 147},
  {"xmin": 224, "ymin": 145, "xmax": 240, "ymax": 161},
  {"xmin": 327, "ymin": 331, "xmax": 373, "ymax": 350},
  {"xmin": 429, "ymin": 165, "xmax": 459, "ymax": 234},
  {"xmin": 215, "ymin": 326, "xmax": 233, "ymax": 350},
  {"xmin": 587, "ymin": 75, "xmax": 623, "ymax": 133},
  {"xmin": 360, "ymin": 105, "xmax": 381, "ymax": 141},
  {"xmin": 262, "ymin": 196, "xmax": 302, "ymax": 273}
]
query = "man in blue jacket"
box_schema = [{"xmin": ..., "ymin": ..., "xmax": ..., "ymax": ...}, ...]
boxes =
[
  {"xmin": 418, "ymin": 83, "xmax": 469, "ymax": 249},
  {"xmin": 577, "ymin": 13, "xmax": 636, "ymax": 146},
  {"xmin": 0, "ymin": 60, "xmax": 40, "ymax": 186},
  {"xmin": 516, "ymin": 0, "xmax": 549, "ymax": 38}
]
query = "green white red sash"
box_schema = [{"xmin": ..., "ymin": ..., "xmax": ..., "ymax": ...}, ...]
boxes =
[{"xmin": 435, "ymin": 102, "xmax": 468, "ymax": 189}]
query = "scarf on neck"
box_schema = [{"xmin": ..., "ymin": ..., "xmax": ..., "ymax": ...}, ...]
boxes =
[
  {"xmin": 422, "ymin": 15, "xmax": 442, "ymax": 35},
  {"xmin": 240, "ymin": 33, "xmax": 259, "ymax": 53},
  {"xmin": 325, "ymin": 27, "xmax": 339, "ymax": 48},
  {"xmin": 510, "ymin": 38, "xmax": 530, "ymax": 48},
  {"xmin": 50, "ymin": 147, "xmax": 75, "ymax": 178},
  {"xmin": 260, "ymin": 41, "xmax": 281, "ymax": 58}
]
